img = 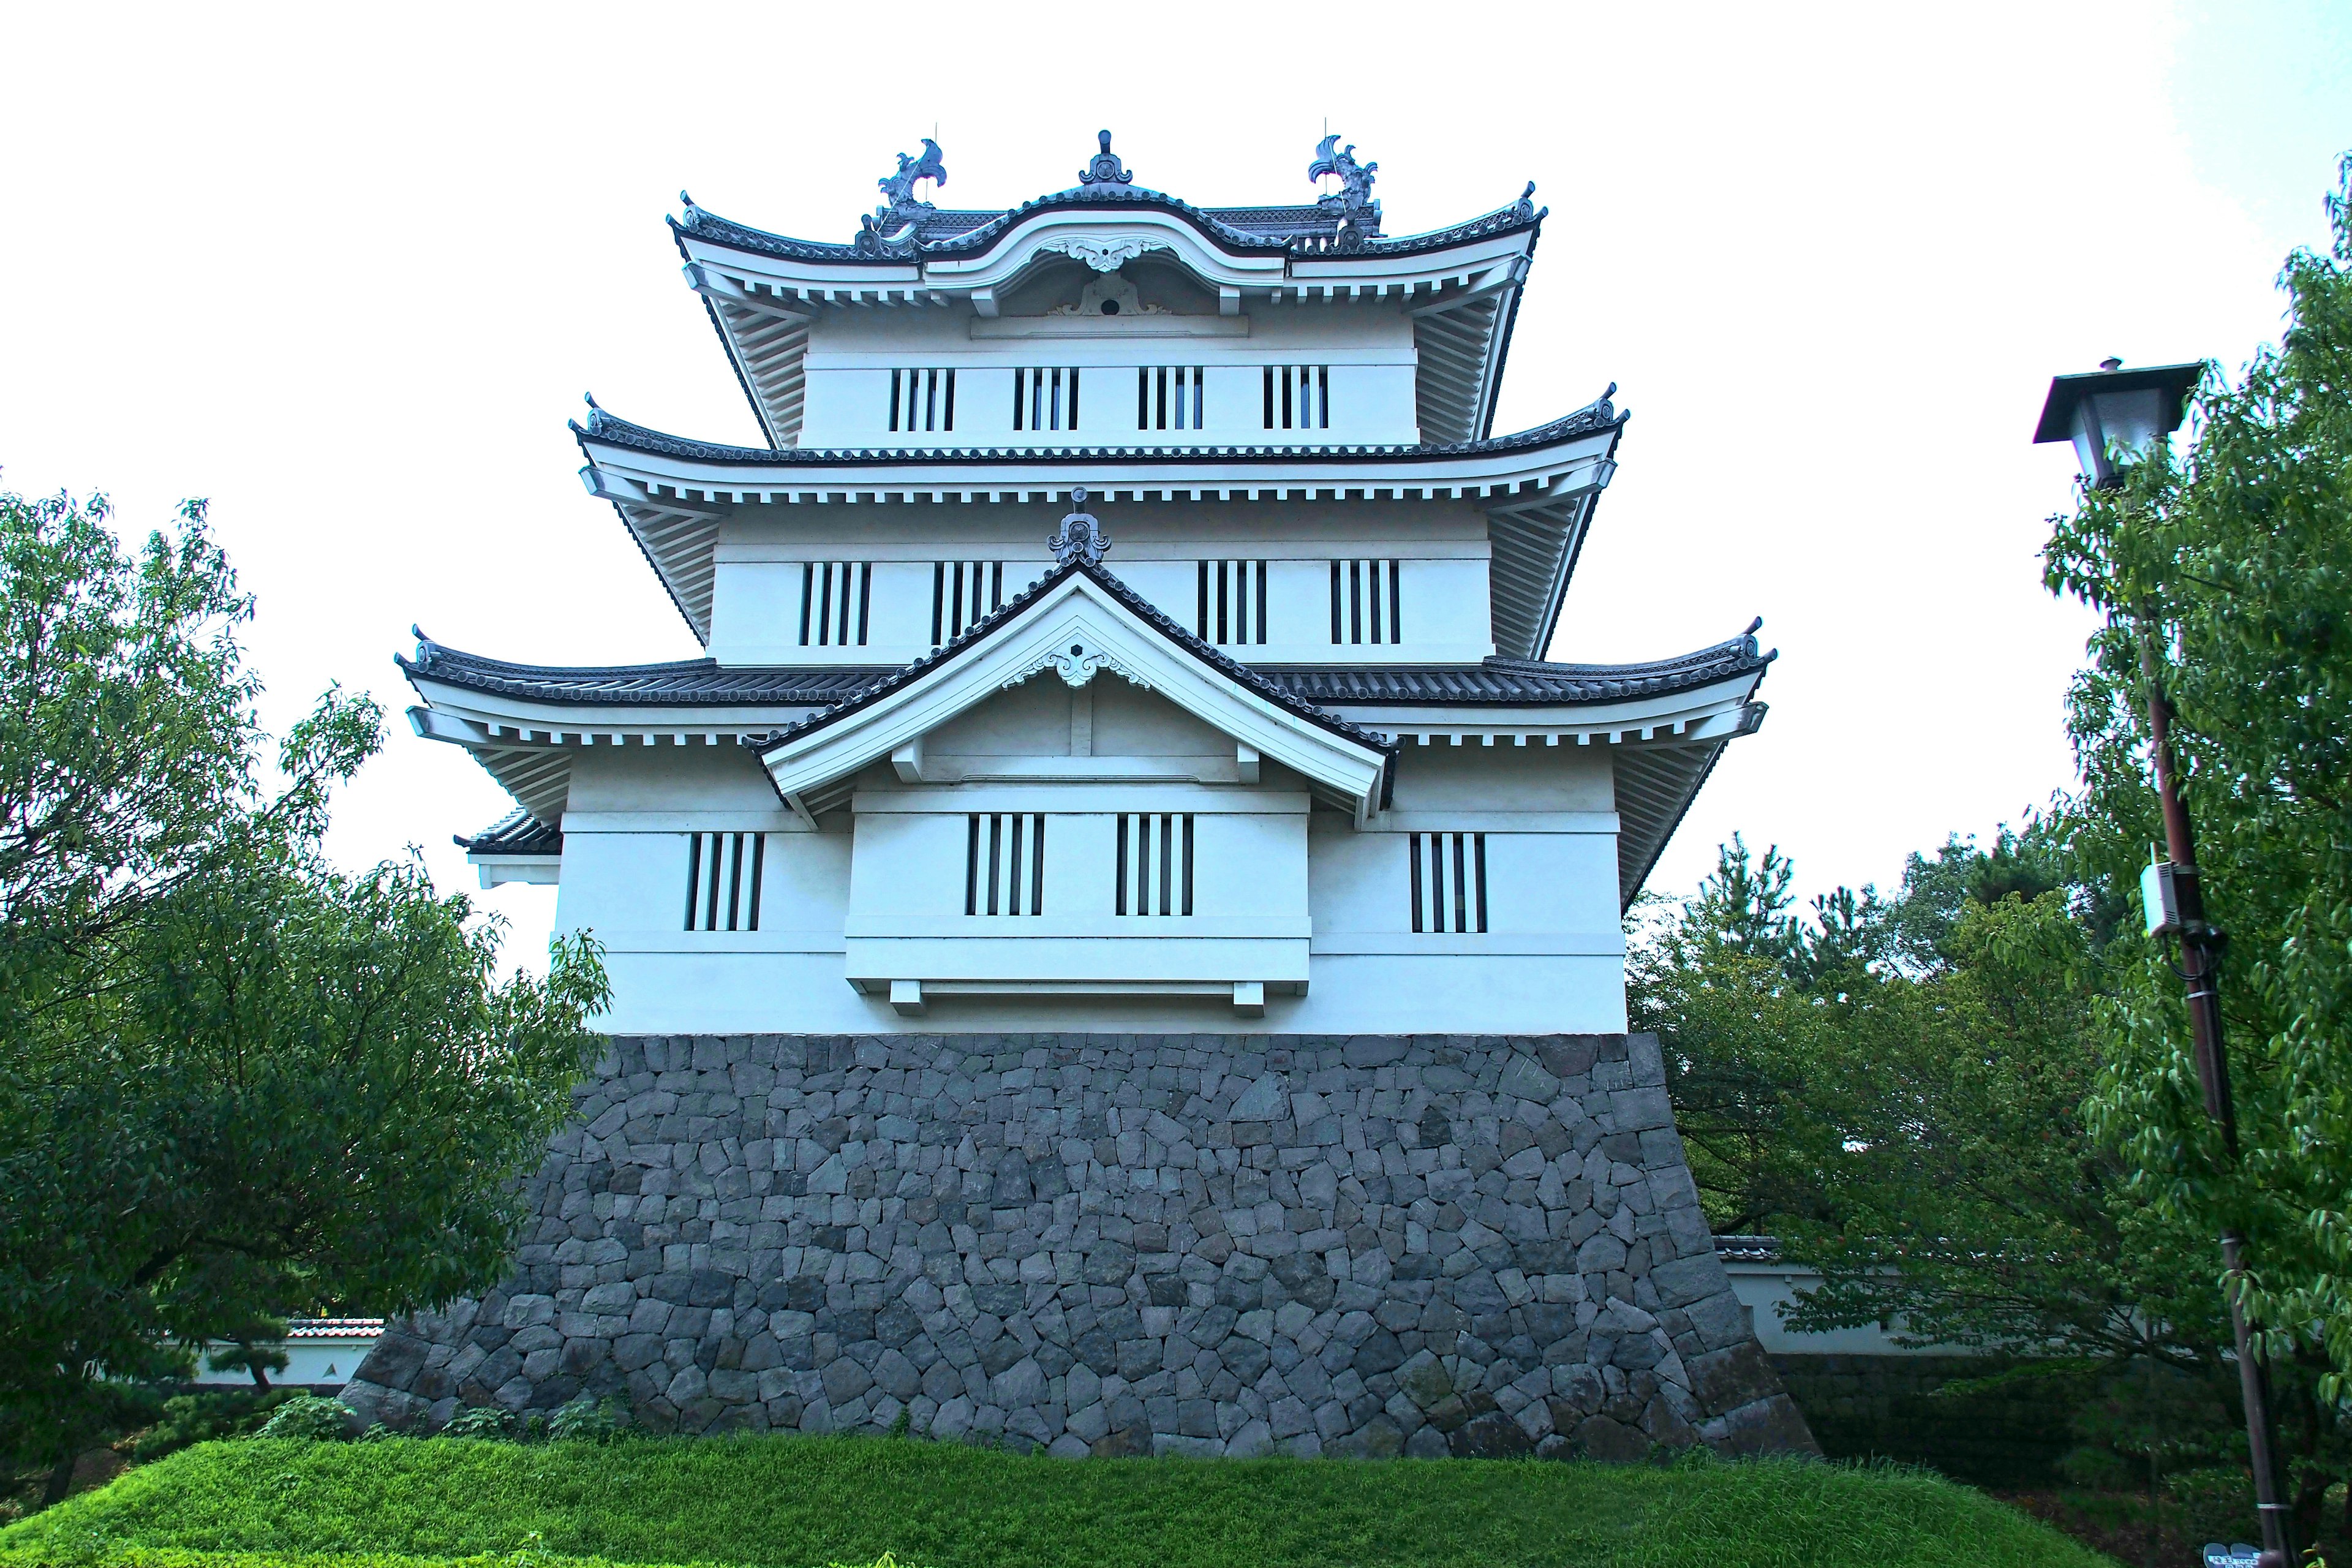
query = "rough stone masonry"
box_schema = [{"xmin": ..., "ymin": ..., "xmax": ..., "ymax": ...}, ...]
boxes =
[{"xmin": 344, "ymin": 1032, "xmax": 1816, "ymax": 1459}]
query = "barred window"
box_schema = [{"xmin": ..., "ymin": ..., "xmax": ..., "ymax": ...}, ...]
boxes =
[
  {"xmin": 1139, "ymin": 366, "xmax": 1205, "ymax": 430},
  {"xmin": 684, "ymin": 832, "xmax": 764, "ymax": 932},
  {"xmin": 932, "ymin": 560, "xmax": 1005, "ymax": 646},
  {"xmin": 888, "ymin": 367, "xmax": 956, "ymax": 432},
  {"xmin": 1013, "ymin": 367, "xmax": 1080, "ymax": 431},
  {"xmin": 1196, "ymin": 560, "xmax": 1268, "ymax": 646},
  {"xmin": 1329, "ymin": 559, "xmax": 1402, "ymax": 645},
  {"xmin": 1408, "ymin": 831, "xmax": 1487, "ymax": 934},
  {"xmin": 799, "ymin": 562, "xmax": 870, "ymax": 646},
  {"xmin": 1263, "ymin": 364, "xmax": 1329, "ymax": 429},
  {"xmin": 1115, "ymin": 813, "xmax": 1194, "ymax": 917},
  {"xmin": 967, "ymin": 813, "xmax": 1046, "ymax": 916}
]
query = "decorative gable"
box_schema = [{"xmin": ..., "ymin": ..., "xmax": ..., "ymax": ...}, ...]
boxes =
[{"xmin": 755, "ymin": 520, "xmax": 1392, "ymax": 826}]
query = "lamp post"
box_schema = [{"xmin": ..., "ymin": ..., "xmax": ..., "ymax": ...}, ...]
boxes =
[{"xmin": 2035, "ymin": 358, "xmax": 2293, "ymax": 1568}]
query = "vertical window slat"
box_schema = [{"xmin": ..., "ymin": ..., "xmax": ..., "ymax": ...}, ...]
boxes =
[
  {"xmin": 684, "ymin": 832, "xmax": 704, "ymax": 931},
  {"xmin": 1115, "ymin": 813, "xmax": 1129, "ymax": 916},
  {"xmin": 1007, "ymin": 813, "xmax": 1026, "ymax": 916}
]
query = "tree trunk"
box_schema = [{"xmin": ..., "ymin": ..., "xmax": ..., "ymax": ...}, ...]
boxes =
[{"xmin": 40, "ymin": 1455, "xmax": 75, "ymax": 1510}]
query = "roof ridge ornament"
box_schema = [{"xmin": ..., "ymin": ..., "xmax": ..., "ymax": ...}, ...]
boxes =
[
  {"xmin": 1310, "ymin": 135, "xmax": 1382, "ymax": 249},
  {"xmin": 1079, "ymin": 130, "xmax": 1133, "ymax": 187},
  {"xmin": 875, "ymin": 137, "xmax": 946, "ymax": 227},
  {"xmin": 1048, "ymin": 488, "xmax": 1112, "ymax": 566}
]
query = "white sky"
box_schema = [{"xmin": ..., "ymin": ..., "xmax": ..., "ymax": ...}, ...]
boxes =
[{"xmin": 2, "ymin": 2, "xmax": 2345, "ymax": 968}]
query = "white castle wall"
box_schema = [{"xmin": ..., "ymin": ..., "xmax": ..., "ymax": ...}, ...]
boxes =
[
  {"xmin": 706, "ymin": 500, "xmax": 1496, "ymax": 668},
  {"xmin": 551, "ymin": 699, "xmax": 1627, "ymax": 1038}
]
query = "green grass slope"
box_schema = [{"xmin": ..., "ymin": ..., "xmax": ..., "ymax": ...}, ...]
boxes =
[{"xmin": 1, "ymin": 1436, "xmax": 2111, "ymax": 1568}]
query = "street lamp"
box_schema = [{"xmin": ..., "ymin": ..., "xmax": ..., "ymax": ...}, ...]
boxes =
[
  {"xmin": 2035, "ymin": 357, "xmax": 2293, "ymax": 1568},
  {"xmin": 2034, "ymin": 356, "xmax": 2202, "ymax": 489}
]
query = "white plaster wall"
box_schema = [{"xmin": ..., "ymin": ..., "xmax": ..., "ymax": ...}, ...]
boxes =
[
  {"xmin": 701, "ymin": 492, "xmax": 1497, "ymax": 669},
  {"xmin": 794, "ymin": 289, "xmax": 1422, "ymax": 450},
  {"xmin": 556, "ymin": 699, "xmax": 1631, "ymax": 1036}
]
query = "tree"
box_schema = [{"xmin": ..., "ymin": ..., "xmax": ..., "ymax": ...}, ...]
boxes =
[
  {"xmin": 2043, "ymin": 153, "xmax": 2352, "ymax": 1536},
  {"xmin": 0, "ymin": 485, "xmax": 608, "ymax": 1498},
  {"xmin": 1633, "ymin": 832, "xmax": 2282, "ymax": 1528}
]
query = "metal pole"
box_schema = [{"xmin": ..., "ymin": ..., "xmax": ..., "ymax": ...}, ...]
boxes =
[{"xmin": 2138, "ymin": 631, "xmax": 2294, "ymax": 1568}]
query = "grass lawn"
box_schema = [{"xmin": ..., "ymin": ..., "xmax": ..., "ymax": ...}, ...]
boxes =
[{"xmin": 0, "ymin": 1434, "xmax": 2109, "ymax": 1568}]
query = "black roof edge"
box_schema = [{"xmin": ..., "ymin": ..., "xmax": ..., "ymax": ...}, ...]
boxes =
[
  {"xmin": 454, "ymin": 809, "xmax": 564, "ymax": 857},
  {"xmin": 673, "ymin": 219, "xmax": 782, "ymax": 451},
  {"xmin": 570, "ymin": 415, "xmax": 715, "ymax": 646},
  {"xmin": 669, "ymin": 186, "xmax": 1543, "ymax": 270},
  {"xmin": 1480, "ymin": 211, "xmax": 1542, "ymax": 441},
  {"xmin": 1532, "ymin": 415, "xmax": 1627, "ymax": 655}
]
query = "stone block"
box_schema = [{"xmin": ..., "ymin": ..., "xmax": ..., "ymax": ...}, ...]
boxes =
[{"xmin": 374, "ymin": 1033, "xmax": 1809, "ymax": 1457}]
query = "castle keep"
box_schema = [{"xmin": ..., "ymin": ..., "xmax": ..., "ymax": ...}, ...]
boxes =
[{"xmin": 347, "ymin": 131, "xmax": 1812, "ymax": 1458}]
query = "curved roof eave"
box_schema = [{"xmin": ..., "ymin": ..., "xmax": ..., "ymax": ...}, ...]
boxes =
[{"xmin": 669, "ymin": 187, "xmax": 1543, "ymax": 274}]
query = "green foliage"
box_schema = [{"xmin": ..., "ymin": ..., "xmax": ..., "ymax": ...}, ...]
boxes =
[
  {"xmin": 128, "ymin": 1395, "xmax": 296, "ymax": 1465},
  {"xmin": 0, "ymin": 484, "xmax": 611, "ymax": 1478},
  {"xmin": 1635, "ymin": 831, "xmax": 2222, "ymax": 1362},
  {"xmin": 434, "ymin": 1412, "xmax": 514, "ymax": 1444},
  {"xmin": 0, "ymin": 1435, "xmax": 2109, "ymax": 1568},
  {"xmin": 2041, "ymin": 153, "xmax": 2352, "ymax": 1536},
  {"xmin": 541, "ymin": 1401, "xmax": 623, "ymax": 1447},
  {"xmin": 2043, "ymin": 154, "xmax": 2352, "ymax": 1376},
  {"xmin": 250, "ymin": 1404, "xmax": 353, "ymax": 1446}
]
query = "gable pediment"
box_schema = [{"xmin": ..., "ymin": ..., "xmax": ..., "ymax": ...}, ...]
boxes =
[{"xmin": 756, "ymin": 564, "xmax": 1389, "ymax": 821}]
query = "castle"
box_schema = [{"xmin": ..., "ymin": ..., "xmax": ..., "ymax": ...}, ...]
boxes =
[{"xmin": 347, "ymin": 130, "xmax": 1812, "ymax": 1460}]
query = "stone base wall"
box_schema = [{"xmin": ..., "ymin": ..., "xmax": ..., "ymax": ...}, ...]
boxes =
[{"xmin": 345, "ymin": 1032, "xmax": 1815, "ymax": 1460}]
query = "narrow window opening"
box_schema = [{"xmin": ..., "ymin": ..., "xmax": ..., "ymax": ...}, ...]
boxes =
[{"xmin": 747, "ymin": 834, "xmax": 765, "ymax": 932}]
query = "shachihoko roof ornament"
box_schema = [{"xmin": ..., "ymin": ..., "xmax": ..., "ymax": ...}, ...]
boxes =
[
  {"xmin": 1077, "ymin": 130, "xmax": 1133, "ymax": 187},
  {"xmin": 1047, "ymin": 488, "xmax": 1112, "ymax": 566},
  {"xmin": 874, "ymin": 138, "xmax": 946, "ymax": 229},
  {"xmin": 1310, "ymin": 134, "xmax": 1382, "ymax": 248}
]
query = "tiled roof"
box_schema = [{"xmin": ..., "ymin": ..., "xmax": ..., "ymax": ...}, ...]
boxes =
[
  {"xmin": 571, "ymin": 389, "xmax": 1623, "ymax": 471},
  {"xmin": 454, "ymin": 809, "xmax": 564, "ymax": 858},
  {"xmin": 398, "ymin": 634, "xmax": 1765, "ymax": 713},
  {"xmin": 671, "ymin": 187, "xmax": 1536, "ymax": 268},
  {"xmin": 1280, "ymin": 633, "xmax": 1771, "ymax": 706},
  {"xmin": 284, "ymin": 1319, "xmax": 386, "ymax": 1337},
  {"xmin": 401, "ymin": 641, "xmax": 889, "ymax": 705},
  {"xmin": 1711, "ymin": 1235, "xmax": 1784, "ymax": 1263}
]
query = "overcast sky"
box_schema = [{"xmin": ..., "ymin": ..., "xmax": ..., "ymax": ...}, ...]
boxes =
[{"xmin": 2, "ymin": 2, "xmax": 2346, "ymax": 967}]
